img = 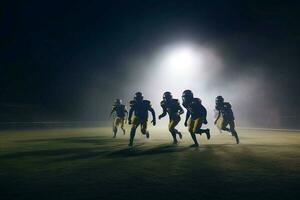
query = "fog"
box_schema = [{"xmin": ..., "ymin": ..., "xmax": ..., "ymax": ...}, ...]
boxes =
[
  {"xmin": 2, "ymin": 1, "xmax": 299, "ymax": 129},
  {"xmin": 1, "ymin": 38, "xmax": 289, "ymax": 129},
  {"xmin": 79, "ymin": 40, "xmax": 283, "ymax": 129}
]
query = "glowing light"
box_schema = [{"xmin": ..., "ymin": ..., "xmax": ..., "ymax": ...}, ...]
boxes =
[
  {"xmin": 167, "ymin": 47, "xmax": 196, "ymax": 66},
  {"xmin": 162, "ymin": 45, "xmax": 202, "ymax": 77}
]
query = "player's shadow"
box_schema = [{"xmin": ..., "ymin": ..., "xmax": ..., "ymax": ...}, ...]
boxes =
[
  {"xmin": 0, "ymin": 145, "xmax": 189, "ymax": 162},
  {"xmin": 2, "ymin": 136, "xmax": 126, "ymax": 162},
  {"xmin": 19, "ymin": 136, "xmax": 112, "ymax": 146},
  {"xmin": 107, "ymin": 144, "xmax": 191, "ymax": 158},
  {"xmin": 0, "ymin": 147, "xmax": 110, "ymax": 162}
]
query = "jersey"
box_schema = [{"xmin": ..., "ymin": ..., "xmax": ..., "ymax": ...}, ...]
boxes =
[
  {"xmin": 160, "ymin": 99, "xmax": 183, "ymax": 120},
  {"xmin": 111, "ymin": 104, "xmax": 127, "ymax": 118},
  {"xmin": 215, "ymin": 102, "xmax": 235, "ymax": 121},
  {"xmin": 129, "ymin": 100, "xmax": 153, "ymax": 120},
  {"xmin": 182, "ymin": 98, "xmax": 207, "ymax": 120}
]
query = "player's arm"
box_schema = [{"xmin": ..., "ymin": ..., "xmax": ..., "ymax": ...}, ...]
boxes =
[
  {"xmin": 128, "ymin": 101, "xmax": 135, "ymax": 124},
  {"xmin": 124, "ymin": 107, "xmax": 128, "ymax": 123},
  {"xmin": 128, "ymin": 108, "xmax": 134, "ymax": 124},
  {"xmin": 178, "ymin": 104, "xmax": 184, "ymax": 115},
  {"xmin": 158, "ymin": 109, "xmax": 167, "ymax": 119},
  {"xmin": 149, "ymin": 107, "xmax": 156, "ymax": 126},
  {"xmin": 227, "ymin": 103, "xmax": 234, "ymax": 120},
  {"xmin": 110, "ymin": 107, "xmax": 115, "ymax": 118},
  {"xmin": 202, "ymin": 106, "xmax": 208, "ymax": 124},
  {"xmin": 214, "ymin": 110, "xmax": 221, "ymax": 124},
  {"xmin": 184, "ymin": 110, "xmax": 190, "ymax": 127},
  {"xmin": 231, "ymin": 110, "xmax": 235, "ymax": 121},
  {"xmin": 158, "ymin": 103, "xmax": 167, "ymax": 119},
  {"xmin": 225, "ymin": 102, "xmax": 235, "ymax": 121}
]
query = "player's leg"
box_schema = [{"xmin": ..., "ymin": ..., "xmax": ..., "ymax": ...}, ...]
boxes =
[
  {"xmin": 188, "ymin": 119, "xmax": 199, "ymax": 147},
  {"xmin": 215, "ymin": 116, "xmax": 224, "ymax": 133},
  {"xmin": 112, "ymin": 118, "xmax": 119, "ymax": 138},
  {"xmin": 169, "ymin": 120, "xmax": 178, "ymax": 144},
  {"xmin": 173, "ymin": 116, "xmax": 182, "ymax": 139},
  {"xmin": 221, "ymin": 120, "xmax": 231, "ymax": 132},
  {"xmin": 120, "ymin": 118, "xmax": 126, "ymax": 135},
  {"xmin": 194, "ymin": 118, "xmax": 210, "ymax": 140},
  {"xmin": 141, "ymin": 120, "xmax": 149, "ymax": 138},
  {"xmin": 129, "ymin": 117, "xmax": 139, "ymax": 146},
  {"xmin": 229, "ymin": 120, "xmax": 239, "ymax": 144}
]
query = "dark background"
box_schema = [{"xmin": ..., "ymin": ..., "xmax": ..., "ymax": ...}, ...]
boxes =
[{"xmin": 1, "ymin": 0, "xmax": 299, "ymax": 127}]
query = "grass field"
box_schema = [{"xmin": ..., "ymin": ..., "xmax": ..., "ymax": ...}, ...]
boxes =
[{"xmin": 0, "ymin": 126, "xmax": 299, "ymax": 200}]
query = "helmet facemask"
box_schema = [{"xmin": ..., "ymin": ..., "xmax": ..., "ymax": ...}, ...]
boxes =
[
  {"xmin": 163, "ymin": 92, "xmax": 172, "ymax": 102},
  {"xmin": 115, "ymin": 99, "xmax": 122, "ymax": 105},
  {"xmin": 182, "ymin": 90, "xmax": 193, "ymax": 104},
  {"xmin": 134, "ymin": 92, "xmax": 144, "ymax": 102},
  {"xmin": 215, "ymin": 96, "xmax": 224, "ymax": 107}
]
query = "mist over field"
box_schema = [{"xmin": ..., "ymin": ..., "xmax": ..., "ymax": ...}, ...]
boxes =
[
  {"xmin": 1, "ymin": 1, "xmax": 299, "ymax": 129},
  {"xmin": 1, "ymin": 38, "xmax": 298, "ymax": 129}
]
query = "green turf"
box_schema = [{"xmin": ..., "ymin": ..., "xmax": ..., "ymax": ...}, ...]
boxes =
[{"xmin": 0, "ymin": 127, "xmax": 299, "ymax": 200}]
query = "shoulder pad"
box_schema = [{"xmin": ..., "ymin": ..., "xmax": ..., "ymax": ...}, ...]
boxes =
[
  {"xmin": 224, "ymin": 102, "xmax": 231, "ymax": 108},
  {"xmin": 215, "ymin": 105, "xmax": 221, "ymax": 110},
  {"xmin": 173, "ymin": 99, "xmax": 179, "ymax": 103},
  {"xmin": 129, "ymin": 100, "xmax": 136, "ymax": 107},
  {"xmin": 143, "ymin": 100, "xmax": 151, "ymax": 106},
  {"xmin": 172, "ymin": 99, "xmax": 180, "ymax": 106},
  {"xmin": 192, "ymin": 98, "xmax": 202, "ymax": 104}
]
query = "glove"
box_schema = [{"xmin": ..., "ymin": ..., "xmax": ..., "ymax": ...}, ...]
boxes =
[
  {"xmin": 152, "ymin": 120, "xmax": 156, "ymax": 126},
  {"xmin": 158, "ymin": 115, "xmax": 163, "ymax": 120},
  {"xmin": 203, "ymin": 119, "xmax": 208, "ymax": 125},
  {"xmin": 184, "ymin": 121, "xmax": 188, "ymax": 127}
]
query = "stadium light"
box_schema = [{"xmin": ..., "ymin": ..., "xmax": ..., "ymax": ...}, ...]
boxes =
[{"xmin": 162, "ymin": 44, "xmax": 202, "ymax": 77}]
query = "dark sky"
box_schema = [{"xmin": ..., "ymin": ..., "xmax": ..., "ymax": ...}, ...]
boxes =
[{"xmin": 1, "ymin": 0, "xmax": 299, "ymax": 125}]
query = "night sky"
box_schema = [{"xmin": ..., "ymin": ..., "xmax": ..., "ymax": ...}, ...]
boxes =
[{"xmin": 1, "ymin": 0, "xmax": 299, "ymax": 126}]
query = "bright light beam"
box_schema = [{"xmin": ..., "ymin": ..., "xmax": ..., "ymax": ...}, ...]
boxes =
[{"xmin": 162, "ymin": 45, "xmax": 202, "ymax": 77}]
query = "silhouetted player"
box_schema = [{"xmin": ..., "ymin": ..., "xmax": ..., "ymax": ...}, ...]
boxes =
[
  {"xmin": 159, "ymin": 92, "xmax": 184, "ymax": 144},
  {"xmin": 215, "ymin": 96, "xmax": 239, "ymax": 144},
  {"xmin": 110, "ymin": 99, "xmax": 128, "ymax": 138},
  {"xmin": 182, "ymin": 90, "xmax": 210, "ymax": 147},
  {"xmin": 128, "ymin": 92, "xmax": 156, "ymax": 146}
]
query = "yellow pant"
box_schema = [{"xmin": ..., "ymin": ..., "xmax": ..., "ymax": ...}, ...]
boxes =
[
  {"xmin": 168, "ymin": 117, "xmax": 180, "ymax": 132},
  {"xmin": 215, "ymin": 117, "xmax": 224, "ymax": 130},
  {"xmin": 188, "ymin": 118, "xmax": 203, "ymax": 133},
  {"xmin": 131, "ymin": 116, "xmax": 147, "ymax": 134},
  {"xmin": 113, "ymin": 117, "xmax": 125, "ymax": 130},
  {"xmin": 216, "ymin": 117, "xmax": 236, "ymax": 132}
]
